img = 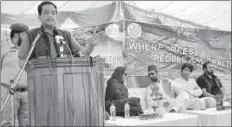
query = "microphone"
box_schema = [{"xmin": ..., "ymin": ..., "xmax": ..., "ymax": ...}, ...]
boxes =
[
  {"xmin": 89, "ymin": 56, "xmax": 93, "ymax": 67},
  {"xmin": 38, "ymin": 31, "xmax": 44, "ymax": 35},
  {"xmin": 31, "ymin": 31, "xmax": 43, "ymax": 48}
]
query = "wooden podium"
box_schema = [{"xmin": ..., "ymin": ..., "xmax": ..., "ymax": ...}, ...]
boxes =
[{"xmin": 26, "ymin": 57, "xmax": 106, "ymax": 126}]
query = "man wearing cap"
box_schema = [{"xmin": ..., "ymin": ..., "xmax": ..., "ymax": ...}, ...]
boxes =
[
  {"xmin": 18, "ymin": 1, "xmax": 105, "ymax": 67},
  {"xmin": 1, "ymin": 23, "xmax": 29, "ymax": 126},
  {"xmin": 146, "ymin": 65, "xmax": 188, "ymax": 113}
]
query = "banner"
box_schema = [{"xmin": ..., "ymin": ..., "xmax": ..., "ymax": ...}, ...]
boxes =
[
  {"xmin": 72, "ymin": 20, "xmax": 231, "ymax": 92},
  {"xmin": 123, "ymin": 20, "xmax": 231, "ymax": 90}
]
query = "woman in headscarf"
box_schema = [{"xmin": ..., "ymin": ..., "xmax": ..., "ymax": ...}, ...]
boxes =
[{"xmin": 105, "ymin": 66, "xmax": 143, "ymax": 116}]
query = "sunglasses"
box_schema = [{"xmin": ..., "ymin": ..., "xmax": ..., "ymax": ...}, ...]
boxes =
[{"xmin": 148, "ymin": 73, "xmax": 155, "ymax": 76}]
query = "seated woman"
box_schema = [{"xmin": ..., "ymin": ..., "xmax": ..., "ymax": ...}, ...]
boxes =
[{"xmin": 105, "ymin": 66, "xmax": 143, "ymax": 117}]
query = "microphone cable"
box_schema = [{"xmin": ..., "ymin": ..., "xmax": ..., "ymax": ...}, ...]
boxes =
[
  {"xmin": 64, "ymin": 41, "xmax": 76, "ymax": 126},
  {"xmin": 47, "ymin": 50, "xmax": 57, "ymax": 126},
  {"xmin": 87, "ymin": 56, "xmax": 105, "ymax": 126},
  {"xmin": 54, "ymin": 35, "xmax": 75, "ymax": 125},
  {"xmin": 81, "ymin": 65, "xmax": 88, "ymax": 125}
]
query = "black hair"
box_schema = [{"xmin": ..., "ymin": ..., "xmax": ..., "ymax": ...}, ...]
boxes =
[
  {"xmin": 10, "ymin": 30, "xmax": 22, "ymax": 39},
  {"xmin": 203, "ymin": 61, "xmax": 212, "ymax": 71},
  {"xmin": 181, "ymin": 63, "xmax": 194, "ymax": 73},
  {"xmin": 37, "ymin": 1, "xmax": 57, "ymax": 15}
]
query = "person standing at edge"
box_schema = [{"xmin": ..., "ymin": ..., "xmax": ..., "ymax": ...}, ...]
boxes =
[{"xmin": 1, "ymin": 23, "xmax": 29, "ymax": 126}]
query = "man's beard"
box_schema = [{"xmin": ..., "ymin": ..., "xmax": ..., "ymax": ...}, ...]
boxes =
[
  {"xmin": 207, "ymin": 70, "xmax": 214, "ymax": 75},
  {"xmin": 150, "ymin": 76, "xmax": 158, "ymax": 82}
]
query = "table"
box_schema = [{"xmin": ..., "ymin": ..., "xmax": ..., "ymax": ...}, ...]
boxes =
[
  {"xmin": 105, "ymin": 113, "xmax": 201, "ymax": 126},
  {"xmin": 187, "ymin": 108, "xmax": 231, "ymax": 126}
]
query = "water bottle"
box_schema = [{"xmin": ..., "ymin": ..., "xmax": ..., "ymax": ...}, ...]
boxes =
[
  {"xmin": 156, "ymin": 100, "xmax": 165, "ymax": 117},
  {"xmin": 110, "ymin": 103, "xmax": 116, "ymax": 121},
  {"xmin": 216, "ymin": 94, "xmax": 223, "ymax": 111},
  {"xmin": 124, "ymin": 102, "xmax": 130, "ymax": 119},
  {"xmin": 216, "ymin": 100, "xmax": 222, "ymax": 110}
]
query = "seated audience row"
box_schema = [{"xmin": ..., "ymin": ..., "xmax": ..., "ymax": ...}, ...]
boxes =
[{"xmin": 105, "ymin": 61, "xmax": 228, "ymax": 116}]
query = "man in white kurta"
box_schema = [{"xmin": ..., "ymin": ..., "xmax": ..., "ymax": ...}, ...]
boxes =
[{"xmin": 174, "ymin": 63, "xmax": 216, "ymax": 110}]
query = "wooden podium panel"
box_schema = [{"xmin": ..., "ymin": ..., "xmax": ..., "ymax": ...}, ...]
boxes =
[{"xmin": 26, "ymin": 57, "xmax": 106, "ymax": 126}]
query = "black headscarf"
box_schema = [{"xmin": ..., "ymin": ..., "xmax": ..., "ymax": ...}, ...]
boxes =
[{"xmin": 108, "ymin": 66, "xmax": 126, "ymax": 85}]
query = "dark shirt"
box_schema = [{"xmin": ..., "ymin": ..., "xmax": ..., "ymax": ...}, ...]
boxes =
[
  {"xmin": 18, "ymin": 26, "xmax": 82, "ymax": 60},
  {"xmin": 105, "ymin": 78, "xmax": 129, "ymax": 115},
  {"xmin": 196, "ymin": 73, "xmax": 222, "ymax": 97}
]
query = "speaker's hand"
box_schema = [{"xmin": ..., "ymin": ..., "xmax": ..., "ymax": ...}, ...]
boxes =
[{"xmin": 90, "ymin": 31, "xmax": 107, "ymax": 47}]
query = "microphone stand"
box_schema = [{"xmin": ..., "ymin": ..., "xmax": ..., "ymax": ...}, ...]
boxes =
[{"xmin": 1, "ymin": 32, "xmax": 42, "ymax": 112}]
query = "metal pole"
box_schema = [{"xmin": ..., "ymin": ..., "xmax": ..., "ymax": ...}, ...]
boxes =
[
  {"xmin": 10, "ymin": 80, "xmax": 15, "ymax": 127},
  {"xmin": 0, "ymin": 70, "xmax": 1, "ymax": 126},
  {"xmin": 11, "ymin": 94, "xmax": 15, "ymax": 127},
  {"xmin": 1, "ymin": 32, "xmax": 42, "ymax": 112}
]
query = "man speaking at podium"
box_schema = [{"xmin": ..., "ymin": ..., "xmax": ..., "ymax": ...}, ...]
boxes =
[{"xmin": 18, "ymin": 1, "xmax": 104, "ymax": 67}]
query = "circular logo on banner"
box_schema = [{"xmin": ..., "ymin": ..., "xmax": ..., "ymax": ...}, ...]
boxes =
[
  {"xmin": 105, "ymin": 23, "xmax": 119, "ymax": 38},
  {"xmin": 127, "ymin": 23, "xmax": 142, "ymax": 38}
]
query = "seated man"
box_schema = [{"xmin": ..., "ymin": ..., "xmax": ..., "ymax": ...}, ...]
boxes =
[
  {"xmin": 145, "ymin": 65, "xmax": 187, "ymax": 113},
  {"xmin": 174, "ymin": 63, "xmax": 216, "ymax": 110},
  {"xmin": 196, "ymin": 61, "xmax": 228, "ymax": 101}
]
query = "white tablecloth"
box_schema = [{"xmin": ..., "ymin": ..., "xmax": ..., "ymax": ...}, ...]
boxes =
[
  {"xmin": 187, "ymin": 108, "xmax": 231, "ymax": 126},
  {"xmin": 105, "ymin": 113, "xmax": 201, "ymax": 126}
]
